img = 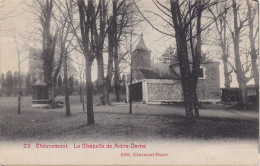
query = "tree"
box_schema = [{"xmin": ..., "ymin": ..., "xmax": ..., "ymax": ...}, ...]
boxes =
[
  {"xmin": 69, "ymin": 0, "xmax": 98, "ymax": 124},
  {"xmin": 246, "ymin": 0, "xmax": 259, "ymax": 105},
  {"xmin": 69, "ymin": 76, "xmax": 74, "ymax": 95},
  {"xmin": 74, "ymin": 51, "xmax": 85, "ymax": 107},
  {"xmin": 35, "ymin": 0, "xmax": 58, "ymax": 108},
  {"xmin": 121, "ymin": 74, "xmax": 126, "ymax": 94},
  {"xmin": 230, "ymin": 0, "xmax": 252, "ymax": 109},
  {"xmin": 75, "ymin": 79, "xmax": 79, "ymax": 87},
  {"xmin": 74, "ymin": 78, "xmax": 79, "ymax": 94},
  {"xmin": 54, "ymin": 0, "xmax": 76, "ymax": 115},
  {"xmin": 108, "ymin": 0, "xmax": 142, "ymax": 103},
  {"xmin": 209, "ymin": 2, "xmax": 233, "ymax": 88},
  {"xmin": 13, "ymin": 71, "xmax": 19, "ymax": 96},
  {"xmin": 94, "ymin": 0, "xmax": 109, "ymax": 105},
  {"xmin": 170, "ymin": 0, "xmax": 208, "ymax": 118},
  {"xmin": 107, "ymin": 0, "xmax": 126, "ymax": 102},
  {"xmin": 137, "ymin": 0, "xmax": 219, "ymax": 120},
  {"xmin": 57, "ymin": 75, "xmax": 62, "ymax": 88},
  {"xmin": 29, "ymin": 0, "xmax": 75, "ymax": 109},
  {"xmin": 0, "ymin": 0, "xmax": 23, "ymax": 21},
  {"xmin": 25, "ymin": 73, "xmax": 32, "ymax": 96},
  {"xmin": 159, "ymin": 46, "xmax": 176, "ymax": 64},
  {"xmin": 13, "ymin": 27, "xmax": 28, "ymax": 114},
  {"xmin": 5, "ymin": 71, "xmax": 13, "ymax": 97},
  {"xmin": 106, "ymin": 0, "xmax": 117, "ymax": 103},
  {"xmin": 0, "ymin": 74, "xmax": 4, "ymax": 85},
  {"xmin": 0, "ymin": 73, "xmax": 5, "ymax": 96},
  {"xmin": 64, "ymin": 52, "xmax": 71, "ymax": 116}
]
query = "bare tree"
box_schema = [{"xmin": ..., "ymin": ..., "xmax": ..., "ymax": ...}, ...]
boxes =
[
  {"xmin": 54, "ymin": 0, "xmax": 75, "ymax": 115},
  {"xmin": 230, "ymin": 0, "xmax": 252, "ymax": 109},
  {"xmin": 28, "ymin": 0, "xmax": 75, "ymax": 109},
  {"xmin": 94, "ymin": 0, "xmax": 134, "ymax": 105},
  {"xmin": 246, "ymin": 0, "xmax": 259, "ymax": 104},
  {"xmin": 209, "ymin": 2, "xmax": 233, "ymax": 88},
  {"xmin": 13, "ymin": 30, "xmax": 27, "ymax": 114},
  {"xmin": 136, "ymin": 0, "xmax": 221, "ymax": 120},
  {"xmin": 0, "ymin": 0, "xmax": 24, "ymax": 21},
  {"xmin": 74, "ymin": 0, "xmax": 108, "ymax": 106},
  {"xmin": 107, "ymin": 0, "xmax": 142, "ymax": 104},
  {"xmin": 92, "ymin": 0, "xmax": 109, "ymax": 105},
  {"xmin": 40, "ymin": 0, "xmax": 59, "ymax": 108},
  {"xmin": 28, "ymin": 0, "xmax": 59, "ymax": 108},
  {"xmin": 75, "ymin": 52, "xmax": 86, "ymax": 111},
  {"xmin": 63, "ymin": 51, "xmax": 71, "ymax": 116},
  {"xmin": 68, "ymin": 0, "xmax": 98, "ymax": 124},
  {"xmin": 107, "ymin": 0, "xmax": 126, "ymax": 102}
]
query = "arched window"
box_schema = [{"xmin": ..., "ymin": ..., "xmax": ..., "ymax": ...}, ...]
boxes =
[{"xmin": 198, "ymin": 67, "xmax": 206, "ymax": 79}]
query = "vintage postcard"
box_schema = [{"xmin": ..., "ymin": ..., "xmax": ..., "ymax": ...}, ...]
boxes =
[{"xmin": 0, "ymin": 0, "xmax": 259, "ymax": 165}]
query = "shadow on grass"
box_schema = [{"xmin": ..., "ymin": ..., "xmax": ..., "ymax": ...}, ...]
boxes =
[
  {"xmin": 0, "ymin": 105, "xmax": 258, "ymax": 141},
  {"xmin": 157, "ymin": 115, "xmax": 258, "ymax": 140},
  {"xmin": 61, "ymin": 112, "xmax": 259, "ymax": 140}
]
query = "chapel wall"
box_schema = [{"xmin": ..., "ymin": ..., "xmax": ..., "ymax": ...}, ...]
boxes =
[
  {"xmin": 146, "ymin": 80, "xmax": 183, "ymax": 102},
  {"xmin": 197, "ymin": 62, "xmax": 221, "ymax": 100}
]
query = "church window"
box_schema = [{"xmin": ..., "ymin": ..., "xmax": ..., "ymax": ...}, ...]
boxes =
[{"xmin": 198, "ymin": 67, "xmax": 206, "ymax": 79}]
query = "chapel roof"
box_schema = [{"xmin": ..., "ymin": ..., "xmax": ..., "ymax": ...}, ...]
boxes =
[
  {"xmin": 133, "ymin": 34, "xmax": 149, "ymax": 52},
  {"xmin": 134, "ymin": 63, "xmax": 180, "ymax": 80}
]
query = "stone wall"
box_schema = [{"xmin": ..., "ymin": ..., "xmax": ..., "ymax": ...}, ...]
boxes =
[
  {"xmin": 126, "ymin": 62, "xmax": 221, "ymax": 104},
  {"xmin": 145, "ymin": 62, "xmax": 221, "ymax": 103},
  {"xmin": 146, "ymin": 79, "xmax": 183, "ymax": 103}
]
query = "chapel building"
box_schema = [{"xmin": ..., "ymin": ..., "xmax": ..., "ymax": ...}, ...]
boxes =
[{"xmin": 126, "ymin": 34, "xmax": 221, "ymax": 104}]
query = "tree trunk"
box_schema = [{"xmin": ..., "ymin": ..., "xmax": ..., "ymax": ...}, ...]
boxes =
[
  {"xmin": 18, "ymin": 71, "xmax": 21, "ymax": 115},
  {"xmin": 79, "ymin": 76, "xmax": 83, "ymax": 104},
  {"xmin": 182, "ymin": 79, "xmax": 194, "ymax": 120},
  {"xmin": 97, "ymin": 51, "xmax": 107, "ymax": 105},
  {"xmin": 77, "ymin": 0, "xmax": 95, "ymax": 123},
  {"xmin": 223, "ymin": 56, "xmax": 231, "ymax": 88},
  {"xmin": 232, "ymin": 0, "xmax": 247, "ymax": 109},
  {"xmin": 247, "ymin": 0, "xmax": 259, "ymax": 105},
  {"xmin": 191, "ymin": 77, "xmax": 199, "ymax": 117},
  {"xmin": 114, "ymin": 46, "xmax": 120, "ymax": 102},
  {"xmin": 18, "ymin": 95, "xmax": 21, "ymax": 114},
  {"xmin": 85, "ymin": 60, "xmax": 94, "ymax": 124},
  {"xmin": 47, "ymin": 79, "xmax": 55, "ymax": 108},
  {"xmin": 80, "ymin": 84, "xmax": 83, "ymax": 103},
  {"xmin": 82, "ymin": 88, "xmax": 85, "ymax": 112},
  {"xmin": 17, "ymin": 45, "xmax": 21, "ymax": 114},
  {"xmin": 193, "ymin": 88, "xmax": 199, "ymax": 117},
  {"xmin": 178, "ymin": 38, "xmax": 195, "ymax": 120},
  {"xmin": 222, "ymin": 10, "xmax": 231, "ymax": 89},
  {"xmin": 106, "ymin": 51, "xmax": 113, "ymax": 103},
  {"xmin": 51, "ymin": 80, "xmax": 56, "ymax": 108},
  {"xmin": 170, "ymin": 1, "xmax": 198, "ymax": 121},
  {"xmin": 192, "ymin": 2, "xmax": 202, "ymax": 118},
  {"xmin": 64, "ymin": 54, "xmax": 71, "ymax": 116},
  {"xmin": 251, "ymin": 58, "xmax": 259, "ymax": 105},
  {"xmin": 81, "ymin": 74, "xmax": 85, "ymax": 112},
  {"xmin": 240, "ymin": 83, "xmax": 247, "ymax": 110}
]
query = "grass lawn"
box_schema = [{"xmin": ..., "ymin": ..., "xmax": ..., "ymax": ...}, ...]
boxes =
[{"xmin": 0, "ymin": 96, "xmax": 258, "ymax": 141}]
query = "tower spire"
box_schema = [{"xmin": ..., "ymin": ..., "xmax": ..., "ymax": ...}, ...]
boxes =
[{"xmin": 133, "ymin": 34, "xmax": 149, "ymax": 52}]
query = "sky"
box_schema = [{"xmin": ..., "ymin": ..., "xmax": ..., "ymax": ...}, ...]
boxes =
[{"xmin": 0, "ymin": 0, "xmax": 257, "ymax": 87}]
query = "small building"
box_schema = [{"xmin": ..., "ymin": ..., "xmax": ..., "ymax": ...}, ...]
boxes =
[
  {"xmin": 126, "ymin": 35, "xmax": 221, "ymax": 104},
  {"xmin": 32, "ymin": 79, "xmax": 50, "ymax": 107},
  {"xmin": 221, "ymin": 85, "xmax": 257, "ymax": 104}
]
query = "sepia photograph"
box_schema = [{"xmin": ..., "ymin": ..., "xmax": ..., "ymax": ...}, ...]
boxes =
[{"xmin": 0, "ymin": 0, "xmax": 259, "ymax": 165}]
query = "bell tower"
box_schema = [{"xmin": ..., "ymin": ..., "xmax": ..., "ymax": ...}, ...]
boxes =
[{"xmin": 132, "ymin": 34, "xmax": 151, "ymax": 71}]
